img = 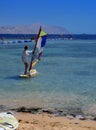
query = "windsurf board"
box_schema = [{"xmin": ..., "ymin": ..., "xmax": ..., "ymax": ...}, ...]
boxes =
[{"xmin": 20, "ymin": 69, "xmax": 38, "ymax": 78}]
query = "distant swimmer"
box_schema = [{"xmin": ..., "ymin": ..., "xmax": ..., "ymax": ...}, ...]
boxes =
[{"xmin": 22, "ymin": 45, "xmax": 32, "ymax": 75}]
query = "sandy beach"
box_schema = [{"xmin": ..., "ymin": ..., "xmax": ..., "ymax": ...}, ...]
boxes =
[{"xmin": 14, "ymin": 112, "xmax": 96, "ymax": 130}]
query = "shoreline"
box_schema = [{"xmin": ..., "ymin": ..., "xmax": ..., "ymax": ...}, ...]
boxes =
[
  {"xmin": 0, "ymin": 105, "xmax": 96, "ymax": 121},
  {"xmin": 0, "ymin": 105, "xmax": 96, "ymax": 130},
  {"xmin": 13, "ymin": 106, "xmax": 96, "ymax": 121}
]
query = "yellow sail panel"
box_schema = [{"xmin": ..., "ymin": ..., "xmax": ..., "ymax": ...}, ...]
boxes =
[
  {"xmin": 32, "ymin": 59, "xmax": 39, "ymax": 68},
  {"xmin": 39, "ymin": 30, "xmax": 47, "ymax": 37}
]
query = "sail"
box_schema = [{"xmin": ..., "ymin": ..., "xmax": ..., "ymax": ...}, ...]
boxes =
[
  {"xmin": 29, "ymin": 27, "xmax": 47, "ymax": 71},
  {"xmin": 36, "ymin": 30, "xmax": 47, "ymax": 60}
]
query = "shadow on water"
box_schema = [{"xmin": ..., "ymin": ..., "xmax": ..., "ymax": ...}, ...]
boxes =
[
  {"xmin": 5, "ymin": 75, "xmax": 24, "ymax": 80},
  {"xmin": 5, "ymin": 75, "xmax": 36, "ymax": 80}
]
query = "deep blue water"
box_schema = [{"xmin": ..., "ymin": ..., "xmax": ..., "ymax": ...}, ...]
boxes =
[
  {"xmin": 0, "ymin": 34, "xmax": 96, "ymax": 40},
  {"xmin": 0, "ymin": 38, "xmax": 96, "ymax": 115}
]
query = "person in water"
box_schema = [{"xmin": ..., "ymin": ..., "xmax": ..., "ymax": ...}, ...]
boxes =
[{"xmin": 22, "ymin": 45, "xmax": 32, "ymax": 75}]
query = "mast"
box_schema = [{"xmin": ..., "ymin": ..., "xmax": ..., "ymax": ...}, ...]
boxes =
[{"xmin": 29, "ymin": 26, "xmax": 41, "ymax": 71}]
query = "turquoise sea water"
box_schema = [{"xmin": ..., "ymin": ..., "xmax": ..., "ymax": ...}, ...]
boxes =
[{"xmin": 0, "ymin": 39, "xmax": 96, "ymax": 115}]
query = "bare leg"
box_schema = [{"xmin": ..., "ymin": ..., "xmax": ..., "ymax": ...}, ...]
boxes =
[{"xmin": 24, "ymin": 62, "xmax": 28, "ymax": 75}]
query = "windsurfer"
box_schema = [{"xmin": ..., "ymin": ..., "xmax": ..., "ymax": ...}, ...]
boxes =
[{"xmin": 22, "ymin": 45, "xmax": 32, "ymax": 75}]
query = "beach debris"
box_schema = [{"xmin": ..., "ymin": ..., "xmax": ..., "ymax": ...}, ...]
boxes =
[
  {"xmin": 66, "ymin": 115, "xmax": 74, "ymax": 119},
  {"xmin": 93, "ymin": 117, "xmax": 96, "ymax": 121},
  {"xmin": 76, "ymin": 115, "xmax": 86, "ymax": 120},
  {"xmin": 14, "ymin": 107, "xmax": 42, "ymax": 114},
  {"xmin": 42, "ymin": 109, "xmax": 54, "ymax": 114}
]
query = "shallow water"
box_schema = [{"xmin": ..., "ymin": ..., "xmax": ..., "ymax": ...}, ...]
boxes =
[{"xmin": 0, "ymin": 39, "xmax": 96, "ymax": 115}]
